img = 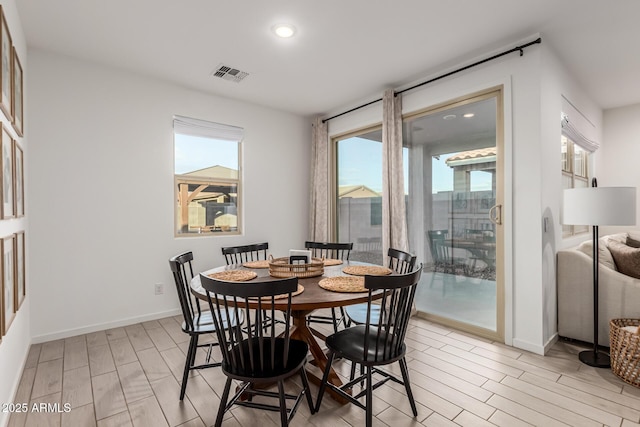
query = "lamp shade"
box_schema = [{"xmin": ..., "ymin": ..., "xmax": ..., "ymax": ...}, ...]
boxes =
[{"xmin": 562, "ymin": 187, "xmax": 636, "ymax": 226}]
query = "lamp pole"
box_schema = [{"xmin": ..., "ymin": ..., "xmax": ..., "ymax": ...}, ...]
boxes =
[{"xmin": 579, "ymin": 178, "xmax": 610, "ymax": 367}]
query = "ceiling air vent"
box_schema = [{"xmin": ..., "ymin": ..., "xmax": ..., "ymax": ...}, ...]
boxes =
[{"xmin": 211, "ymin": 64, "xmax": 249, "ymax": 83}]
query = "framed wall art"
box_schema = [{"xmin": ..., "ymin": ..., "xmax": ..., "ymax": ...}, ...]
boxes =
[
  {"xmin": 0, "ymin": 6, "xmax": 11, "ymax": 120},
  {"xmin": 14, "ymin": 231, "xmax": 24, "ymax": 310},
  {"xmin": 0, "ymin": 240, "xmax": 3, "ymax": 338},
  {"xmin": 1, "ymin": 125, "xmax": 12, "ymax": 219},
  {"xmin": 14, "ymin": 140, "xmax": 23, "ymax": 217},
  {"xmin": 11, "ymin": 46, "xmax": 22, "ymax": 136},
  {"xmin": 2, "ymin": 235, "xmax": 14, "ymax": 335}
]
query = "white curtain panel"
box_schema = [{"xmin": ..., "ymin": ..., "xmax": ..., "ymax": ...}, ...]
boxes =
[
  {"xmin": 309, "ymin": 117, "xmax": 329, "ymax": 241},
  {"xmin": 382, "ymin": 89, "xmax": 409, "ymax": 262}
]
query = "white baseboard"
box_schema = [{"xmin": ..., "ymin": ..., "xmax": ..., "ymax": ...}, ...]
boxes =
[
  {"xmin": 512, "ymin": 338, "xmax": 547, "ymax": 355},
  {"xmin": 543, "ymin": 333, "xmax": 559, "ymax": 354},
  {"xmin": 31, "ymin": 308, "xmax": 182, "ymax": 344}
]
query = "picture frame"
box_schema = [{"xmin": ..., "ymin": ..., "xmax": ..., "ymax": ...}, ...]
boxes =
[
  {"xmin": 0, "ymin": 6, "xmax": 11, "ymax": 120},
  {"xmin": 13, "ymin": 231, "xmax": 23, "ymax": 310},
  {"xmin": 2, "ymin": 235, "xmax": 14, "ymax": 335},
  {"xmin": 11, "ymin": 47, "xmax": 22, "ymax": 136},
  {"xmin": 0, "ymin": 239, "xmax": 2, "ymax": 338},
  {"xmin": 13, "ymin": 140, "xmax": 23, "ymax": 217},
  {"xmin": 1, "ymin": 125, "xmax": 12, "ymax": 219}
]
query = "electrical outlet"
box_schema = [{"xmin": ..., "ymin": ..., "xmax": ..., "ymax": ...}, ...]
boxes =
[{"xmin": 154, "ymin": 283, "xmax": 164, "ymax": 295}]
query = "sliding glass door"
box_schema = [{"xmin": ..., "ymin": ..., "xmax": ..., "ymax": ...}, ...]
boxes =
[
  {"xmin": 334, "ymin": 127, "xmax": 408, "ymax": 265},
  {"xmin": 331, "ymin": 89, "xmax": 504, "ymax": 341},
  {"xmin": 404, "ymin": 90, "xmax": 504, "ymax": 340}
]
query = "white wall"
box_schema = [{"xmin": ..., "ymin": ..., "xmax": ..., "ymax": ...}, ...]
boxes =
[
  {"xmin": 0, "ymin": 1, "xmax": 29, "ymax": 426},
  {"xmin": 601, "ymin": 103, "xmax": 640, "ymax": 236},
  {"xmin": 325, "ymin": 36, "xmax": 601, "ymax": 354},
  {"xmin": 540, "ymin": 43, "xmax": 603, "ymax": 352},
  {"xmin": 27, "ymin": 50, "xmax": 310, "ymax": 342}
]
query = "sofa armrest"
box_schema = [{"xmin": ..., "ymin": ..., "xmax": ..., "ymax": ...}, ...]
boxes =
[{"xmin": 558, "ymin": 249, "xmax": 640, "ymax": 346}]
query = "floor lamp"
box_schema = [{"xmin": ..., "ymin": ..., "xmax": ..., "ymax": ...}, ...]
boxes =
[{"xmin": 562, "ymin": 178, "xmax": 636, "ymax": 368}]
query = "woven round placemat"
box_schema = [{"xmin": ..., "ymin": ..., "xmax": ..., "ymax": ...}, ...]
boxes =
[
  {"xmin": 208, "ymin": 270, "xmax": 257, "ymax": 282},
  {"xmin": 242, "ymin": 260, "xmax": 270, "ymax": 269},
  {"xmin": 318, "ymin": 276, "xmax": 366, "ymax": 293},
  {"xmin": 249, "ymin": 284, "xmax": 304, "ymax": 301},
  {"xmin": 323, "ymin": 259, "xmax": 343, "ymax": 266},
  {"xmin": 342, "ymin": 265, "xmax": 392, "ymax": 276}
]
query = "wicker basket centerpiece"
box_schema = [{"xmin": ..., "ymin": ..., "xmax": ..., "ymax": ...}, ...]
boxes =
[
  {"xmin": 610, "ymin": 318, "xmax": 640, "ymax": 388},
  {"xmin": 268, "ymin": 256, "xmax": 324, "ymax": 278}
]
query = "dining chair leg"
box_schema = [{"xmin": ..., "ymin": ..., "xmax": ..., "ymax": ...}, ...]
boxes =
[
  {"xmin": 215, "ymin": 377, "xmax": 232, "ymax": 427},
  {"xmin": 330, "ymin": 308, "xmax": 340, "ymax": 333},
  {"xmin": 429, "ymin": 267, "xmax": 436, "ymax": 288},
  {"xmin": 277, "ymin": 380, "xmax": 288, "ymax": 426},
  {"xmin": 299, "ymin": 367, "xmax": 315, "ymax": 414},
  {"xmin": 314, "ymin": 351, "xmax": 335, "ymax": 412},
  {"xmin": 349, "ymin": 361, "xmax": 357, "ymax": 382},
  {"xmin": 365, "ymin": 366, "xmax": 373, "ymax": 427},
  {"xmin": 180, "ymin": 335, "xmax": 197, "ymax": 400},
  {"xmin": 338, "ymin": 306, "xmax": 347, "ymax": 328},
  {"xmin": 344, "ymin": 308, "xmax": 352, "ymax": 328},
  {"xmin": 399, "ymin": 357, "xmax": 418, "ymax": 417}
]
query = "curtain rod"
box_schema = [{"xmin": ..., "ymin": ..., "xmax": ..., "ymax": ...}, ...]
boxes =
[{"xmin": 322, "ymin": 37, "xmax": 542, "ymax": 123}]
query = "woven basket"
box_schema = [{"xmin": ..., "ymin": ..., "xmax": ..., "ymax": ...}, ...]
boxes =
[
  {"xmin": 609, "ymin": 318, "xmax": 640, "ymax": 388},
  {"xmin": 268, "ymin": 256, "xmax": 324, "ymax": 278}
]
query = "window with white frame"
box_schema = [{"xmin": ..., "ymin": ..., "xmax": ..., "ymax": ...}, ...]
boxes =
[
  {"xmin": 561, "ymin": 132, "xmax": 590, "ymax": 237},
  {"xmin": 174, "ymin": 116, "xmax": 243, "ymax": 236}
]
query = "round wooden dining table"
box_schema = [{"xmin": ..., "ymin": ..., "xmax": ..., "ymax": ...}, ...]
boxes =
[{"xmin": 190, "ymin": 260, "xmax": 388, "ymax": 403}]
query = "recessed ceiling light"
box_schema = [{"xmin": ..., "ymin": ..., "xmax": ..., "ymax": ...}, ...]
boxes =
[
  {"xmin": 443, "ymin": 114, "xmax": 457, "ymax": 120},
  {"xmin": 463, "ymin": 113, "xmax": 475, "ymax": 118},
  {"xmin": 272, "ymin": 24, "xmax": 296, "ymax": 38}
]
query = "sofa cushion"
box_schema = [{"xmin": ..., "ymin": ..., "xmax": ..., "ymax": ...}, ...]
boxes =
[
  {"xmin": 608, "ymin": 241, "xmax": 640, "ymax": 279},
  {"xmin": 628, "ymin": 230, "xmax": 640, "ymax": 242},
  {"xmin": 627, "ymin": 236, "xmax": 640, "ymax": 248},
  {"xmin": 578, "ymin": 233, "xmax": 628, "ymax": 271}
]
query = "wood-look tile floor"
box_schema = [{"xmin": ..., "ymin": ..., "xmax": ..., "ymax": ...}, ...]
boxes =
[{"xmin": 8, "ymin": 312, "xmax": 640, "ymax": 427}]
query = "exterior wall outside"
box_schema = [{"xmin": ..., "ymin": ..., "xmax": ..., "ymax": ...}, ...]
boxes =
[{"xmin": 338, "ymin": 197, "xmax": 380, "ymax": 243}]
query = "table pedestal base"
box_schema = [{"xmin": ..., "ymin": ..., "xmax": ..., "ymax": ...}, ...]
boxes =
[{"xmin": 291, "ymin": 310, "xmax": 350, "ymax": 404}]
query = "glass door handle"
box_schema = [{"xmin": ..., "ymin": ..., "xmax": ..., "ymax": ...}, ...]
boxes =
[{"xmin": 489, "ymin": 204, "xmax": 502, "ymax": 225}]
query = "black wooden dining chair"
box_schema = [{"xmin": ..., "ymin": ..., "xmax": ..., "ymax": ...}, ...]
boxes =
[
  {"xmin": 427, "ymin": 229, "xmax": 467, "ymax": 293},
  {"xmin": 315, "ymin": 265, "xmax": 422, "ymax": 427},
  {"xmin": 221, "ymin": 242, "xmax": 283, "ymax": 331},
  {"xmin": 304, "ymin": 241, "xmax": 353, "ymax": 333},
  {"xmin": 169, "ymin": 252, "xmax": 243, "ymax": 400},
  {"xmin": 200, "ymin": 274, "xmax": 315, "ymax": 427},
  {"xmin": 221, "ymin": 242, "xmax": 269, "ymax": 265},
  {"xmin": 344, "ymin": 247, "xmax": 417, "ymax": 325}
]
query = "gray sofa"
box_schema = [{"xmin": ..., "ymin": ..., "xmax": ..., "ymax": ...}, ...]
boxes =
[{"xmin": 557, "ymin": 232, "xmax": 640, "ymax": 347}]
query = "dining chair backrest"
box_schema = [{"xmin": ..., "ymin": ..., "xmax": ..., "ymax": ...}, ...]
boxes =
[
  {"xmin": 465, "ymin": 229, "xmax": 484, "ymax": 241},
  {"xmin": 427, "ymin": 230, "xmax": 450, "ymax": 263},
  {"xmin": 363, "ymin": 264, "xmax": 422, "ymax": 362},
  {"xmin": 304, "ymin": 241, "xmax": 353, "ymax": 260},
  {"xmin": 387, "ymin": 248, "xmax": 417, "ymax": 274},
  {"xmin": 343, "ymin": 248, "xmax": 417, "ymax": 328},
  {"xmin": 169, "ymin": 252, "xmax": 201, "ymax": 333},
  {"xmin": 221, "ymin": 242, "xmax": 269, "ymax": 265},
  {"xmin": 200, "ymin": 274, "xmax": 298, "ymax": 374}
]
